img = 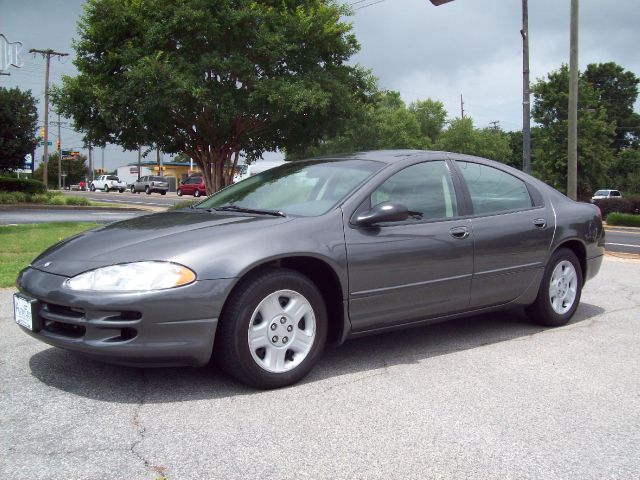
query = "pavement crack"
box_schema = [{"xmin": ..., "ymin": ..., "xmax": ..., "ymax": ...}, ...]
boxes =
[{"xmin": 129, "ymin": 369, "xmax": 169, "ymax": 478}]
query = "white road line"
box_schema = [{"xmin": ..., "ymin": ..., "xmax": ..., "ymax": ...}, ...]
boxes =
[{"xmin": 605, "ymin": 243, "xmax": 640, "ymax": 249}]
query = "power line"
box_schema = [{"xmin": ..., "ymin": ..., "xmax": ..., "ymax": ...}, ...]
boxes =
[{"xmin": 354, "ymin": 0, "xmax": 387, "ymax": 11}]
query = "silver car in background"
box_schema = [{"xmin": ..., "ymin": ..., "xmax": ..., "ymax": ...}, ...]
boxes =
[{"xmin": 131, "ymin": 175, "xmax": 169, "ymax": 195}]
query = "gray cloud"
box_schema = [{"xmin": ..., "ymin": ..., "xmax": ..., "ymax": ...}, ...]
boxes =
[{"xmin": 1, "ymin": 0, "xmax": 638, "ymax": 169}]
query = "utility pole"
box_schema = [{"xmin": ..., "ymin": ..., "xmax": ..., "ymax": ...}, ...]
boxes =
[
  {"xmin": 460, "ymin": 94, "xmax": 465, "ymax": 118},
  {"xmin": 56, "ymin": 113, "xmax": 62, "ymax": 189},
  {"xmin": 521, "ymin": 0, "xmax": 531, "ymax": 174},
  {"xmin": 88, "ymin": 145, "xmax": 93, "ymax": 181},
  {"xmin": 489, "ymin": 121, "xmax": 500, "ymax": 131},
  {"xmin": 157, "ymin": 147, "xmax": 162, "ymax": 176},
  {"xmin": 0, "ymin": 72, "xmax": 10, "ymax": 76},
  {"xmin": 101, "ymin": 146, "xmax": 105, "ymax": 172},
  {"xmin": 28, "ymin": 49, "xmax": 68, "ymax": 187},
  {"xmin": 567, "ymin": 0, "xmax": 579, "ymax": 200},
  {"xmin": 137, "ymin": 145, "xmax": 142, "ymax": 181}
]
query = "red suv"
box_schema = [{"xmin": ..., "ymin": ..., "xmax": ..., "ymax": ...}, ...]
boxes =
[{"xmin": 177, "ymin": 175, "xmax": 206, "ymax": 197}]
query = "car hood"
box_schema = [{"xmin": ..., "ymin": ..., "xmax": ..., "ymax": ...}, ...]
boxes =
[{"xmin": 29, "ymin": 210, "xmax": 293, "ymax": 277}]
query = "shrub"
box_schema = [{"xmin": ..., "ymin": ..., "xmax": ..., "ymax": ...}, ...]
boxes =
[
  {"xmin": 169, "ymin": 199, "xmax": 200, "ymax": 210},
  {"xmin": 0, "ymin": 191, "xmax": 23, "ymax": 204},
  {"xmin": 606, "ymin": 212, "xmax": 640, "ymax": 227},
  {"xmin": 46, "ymin": 195, "xmax": 66, "ymax": 205},
  {"xmin": 30, "ymin": 193, "xmax": 54, "ymax": 204},
  {"xmin": 65, "ymin": 196, "xmax": 91, "ymax": 206},
  {"xmin": 593, "ymin": 198, "xmax": 634, "ymax": 218},
  {"xmin": 0, "ymin": 176, "xmax": 46, "ymax": 194}
]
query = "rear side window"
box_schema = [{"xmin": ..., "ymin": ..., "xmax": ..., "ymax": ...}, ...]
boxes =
[
  {"xmin": 457, "ymin": 161, "xmax": 532, "ymax": 215},
  {"xmin": 611, "ymin": 191, "xmax": 621, "ymax": 197}
]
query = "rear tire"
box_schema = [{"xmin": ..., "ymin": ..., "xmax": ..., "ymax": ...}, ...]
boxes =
[
  {"xmin": 194, "ymin": 190, "xmax": 201, "ymax": 198},
  {"xmin": 160, "ymin": 190, "xmax": 166, "ymax": 195},
  {"xmin": 215, "ymin": 268, "xmax": 327, "ymax": 389},
  {"xmin": 130, "ymin": 186, "xmax": 135, "ymax": 193},
  {"xmin": 526, "ymin": 248, "xmax": 583, "ymax": 327}
]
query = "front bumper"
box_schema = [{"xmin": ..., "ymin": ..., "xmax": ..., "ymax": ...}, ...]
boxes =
[{"xmin": 16, "ymin": 267, "xmax": 234, "ymax": 367}]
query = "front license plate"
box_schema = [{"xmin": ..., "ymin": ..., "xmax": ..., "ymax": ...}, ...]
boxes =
[{"xmin": 13, "ymin": 294, "xmax": 36, "ymax": 331}]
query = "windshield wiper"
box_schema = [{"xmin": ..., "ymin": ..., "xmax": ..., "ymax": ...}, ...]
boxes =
[{"xmin": 208, "ymin": 205, "xmax": 286, "ymax": 217}]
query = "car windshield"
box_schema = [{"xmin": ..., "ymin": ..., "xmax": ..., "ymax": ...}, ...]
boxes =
[
  {"xmin": 594, "ymin": 190, "xmax": 608, "ymax": 196},
  {"xmin": 196, "ymin": 159, "xmax": 383, "ymax": 216}
]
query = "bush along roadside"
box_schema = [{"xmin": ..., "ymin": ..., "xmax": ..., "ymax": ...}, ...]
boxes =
[
  {"xmin": 593, "ymin": 196, "xmax": 640, "ymax": 218},
  {"xmin": 0, "ymin": 176, "xmax": 46, "ymax": 194},
  {"xmin": 606, "ymin": 212, "xmax": 640, "ymax": 228},
  {"xmin": 0, "ymin": 191, "xmax": 91, "ymax": 206}
]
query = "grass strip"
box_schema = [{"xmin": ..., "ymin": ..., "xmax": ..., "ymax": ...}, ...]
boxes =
[{"xmin": 0, "ymin": 222, "xmax": 98, "ymax": 288}]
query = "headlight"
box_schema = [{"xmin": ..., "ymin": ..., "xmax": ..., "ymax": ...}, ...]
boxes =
[{"xmin": 65, "ymin": 261, "xmax": 196, "ymax": 292}]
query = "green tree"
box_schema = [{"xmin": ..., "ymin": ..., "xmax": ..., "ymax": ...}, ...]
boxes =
[
  {"xmin": 409, "ymin": 99, "xmax": 447, "ymax": 144},
  {"xmin": 583, "ymin": 62, "xmax": 640, "ymax": 150},
  {"xmin": 53, "ymin": 0, "xmax": 372, "ymax": 193},
  {"xmin": 434, "ymin": 117, "xmax": 511, "ymax": 163},
  {"xmin": 0, "ymin": 87, "xmax": 38, "ymax": 172},
  {"xmin": 286, "ymin": 90, "xmax": 429, "ymax": 158},
  {"xmin": 34, "ymin": 152, "xmax": 89, "ymax": 188},
  {"xmin": 609, "ymin": 149, "xmax": 640, "ymax": 195},
  {"xmin": 532, "ymin": 64, "xmax": 616, "ymax": 198}
]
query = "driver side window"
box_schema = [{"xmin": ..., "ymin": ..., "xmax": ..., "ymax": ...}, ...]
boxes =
[{"xmin": 370, "ymin": 161, "xmax": 458, "ymax": 220}]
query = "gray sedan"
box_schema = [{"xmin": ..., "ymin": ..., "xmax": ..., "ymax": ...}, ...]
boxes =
[{"xmin": 14, "ymin": 151, "xmax": 604, "ymax": 388}]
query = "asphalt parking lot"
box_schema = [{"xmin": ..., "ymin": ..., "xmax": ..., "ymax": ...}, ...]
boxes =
[{"xmin": 2, "ymin": 256, "xmax": 639, "ymax": 480}]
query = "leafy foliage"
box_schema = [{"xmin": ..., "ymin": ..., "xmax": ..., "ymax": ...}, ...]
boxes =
[
  {"xmin": 434, "ymin": 117, "xmax": 511, "ymax": 162},
  {"xmin": 583, "ymin": 62, "xmax": 640, "ymax": 151},
  {"xmin": 0, "ymin": 176, "xmax": 46, "ymax": 194},
  {"xmin": 33, "ymin": 152, "xmax": 90, "ymax": 188},
  {"xmin": 0, "ymin": 87, "xmax": 38, "ymax": 172},
  {"xmin": 532, "ymin": 64, "xmax": 616, "ymax": 199},
  {"xmin": 53, "ymin": 0, "xmax": 372, "ymax": 193}
]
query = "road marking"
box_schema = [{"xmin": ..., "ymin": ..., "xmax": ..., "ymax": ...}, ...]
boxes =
[
  {"xmin": 605, "ymin": 243, "xmax": 640, "ymax": 249},
  {"xmin": 605, "ymin": 229, "xmax": 640, "ymax": 236}
]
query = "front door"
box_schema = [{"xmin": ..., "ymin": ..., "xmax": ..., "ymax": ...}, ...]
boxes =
[{"xmin": 345, "ymin": 160, "xmax": 474, "ymax": 332}]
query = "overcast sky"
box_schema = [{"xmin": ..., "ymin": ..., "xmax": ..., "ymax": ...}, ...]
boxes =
[{"xmin": 1, "ymin": 0, "xmax": 639, "ymax": 170}]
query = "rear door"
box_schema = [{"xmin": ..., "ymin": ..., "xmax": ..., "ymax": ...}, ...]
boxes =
[
  {"xmin": 451, "ymin": 159, "xmax": 553, "ymax": 308},
  {"xmin": 345, "ymin": 159, "xmax": 474, "ymax": 332}
]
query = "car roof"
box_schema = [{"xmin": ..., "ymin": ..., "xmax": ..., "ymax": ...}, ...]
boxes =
[{"xmin": 310, "ymin": 149, "xmax": 454, "ymax": 164}]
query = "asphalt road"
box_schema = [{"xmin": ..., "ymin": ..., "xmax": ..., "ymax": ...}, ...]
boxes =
[
  {"xmin": 2, "ymin": 257, "xmax": 639, "ymax": 480},
  {"xmin": 605, "ymin": 225, "xmax": 640, "ymax": 255},
  {"xmin": 0, "ymin": 208, "xmax": 148, "ymax": 225},
  {"xmin": 62, "ymin": 189, "xmax": 187, "ymax": 207}
]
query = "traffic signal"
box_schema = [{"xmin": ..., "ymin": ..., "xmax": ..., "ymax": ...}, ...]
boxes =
[
  {"xmin": 40, "ymin": 127, "xmax": 45, "ymax": 138},
  {"xmin": 56, "ymin": 139, "xmax": 61, "ymax": 150}
]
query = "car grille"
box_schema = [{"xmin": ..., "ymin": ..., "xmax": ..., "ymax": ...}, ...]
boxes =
[{"xmin": 38, "ymin": 302, "xmax": 141, "ymax": 342}]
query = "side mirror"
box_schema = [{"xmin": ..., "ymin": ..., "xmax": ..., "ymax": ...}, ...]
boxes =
[{"xmin": 353, "ymin": 202, "xmax": 409, "ymax": 226}]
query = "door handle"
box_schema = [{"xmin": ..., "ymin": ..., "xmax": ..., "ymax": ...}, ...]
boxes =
[
  {"xmin": 533, "ymin": 218, "xmax": 547, "ymax": 229},
  {"xmin": 449, "ymin": 226, "xmax": 470, "ymax": 239}
]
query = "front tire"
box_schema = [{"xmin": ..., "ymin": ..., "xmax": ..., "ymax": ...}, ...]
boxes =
[
  {"xmin": 177, "ymin": 189, "xmax": 183, "ymax": 197},
  {"xmin": 130, "ymin": 186, "xmax": 135, "ymax": 193},
  {"xmin": 215, "ymin": 268, "xmax": 327, "ymax": 389},
  {"xmin": 104, "ymin": 185, "xmax": 109, "ymax": 192},
  {"xmin": 526, "ymin": 248, "xmax": 583, "ymax": 327},
  {"xmin": 145, "ymin": 186, "xmax": 151, "ymax": 195}
]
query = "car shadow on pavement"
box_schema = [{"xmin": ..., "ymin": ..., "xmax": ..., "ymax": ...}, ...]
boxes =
[{"xmin": 28, "ymin": 302, "xmax": 604, "ymax": 402}]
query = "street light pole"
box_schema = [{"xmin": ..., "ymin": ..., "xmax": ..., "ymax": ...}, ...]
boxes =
[
  {"xmin": 521, "ymin": 0, "xmax": 531, "ymax": 174},
  {"xmin": 567, "ymin": 0, "xmax": 579, "ymax": 200}
]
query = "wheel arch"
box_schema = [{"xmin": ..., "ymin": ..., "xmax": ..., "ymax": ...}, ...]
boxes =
[
  {"xmin": 220, "ymin": 255, "xmax": 348, "ymax": 346},
  {"xmin": 552, "ymin": 239, "xmax": 587, "ymax": 280}
]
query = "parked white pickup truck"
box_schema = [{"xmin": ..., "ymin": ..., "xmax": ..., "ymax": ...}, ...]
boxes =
[{"xmin": 90, "ymin": 175, "xmax": 127, "ymax": 193}]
